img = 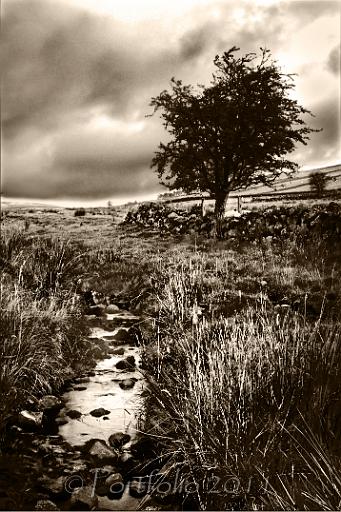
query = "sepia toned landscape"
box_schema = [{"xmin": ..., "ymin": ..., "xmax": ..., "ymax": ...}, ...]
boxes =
[
  {"xmin": 1, "ymin": 0, "xmax": 341, "ymax": 510},
  {"xmin": 1, "ymin": 184, "xmax": 341, "ymax": 510}
]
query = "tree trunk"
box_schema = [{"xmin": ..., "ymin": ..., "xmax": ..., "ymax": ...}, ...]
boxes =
[{"xmin": 214, "ymin": 193, "xmax": 228, "ymax": 239}]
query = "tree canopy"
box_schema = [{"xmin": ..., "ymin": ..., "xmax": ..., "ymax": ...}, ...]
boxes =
[
  {"xmin": 309, "ymin": 171, "xmax": 329, "ymax": 196},
  {"xmin": 150, "ymin": 47, "xmax": 317, "ymax": 234}
]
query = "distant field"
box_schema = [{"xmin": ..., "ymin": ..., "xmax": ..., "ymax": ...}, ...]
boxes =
[{"xmin": 0, "ymin": 208, "xmax": 120, "ymax": 246}]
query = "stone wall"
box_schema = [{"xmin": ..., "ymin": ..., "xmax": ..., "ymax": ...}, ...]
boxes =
[{"xmin": 123, "ymin": 202, "xmax": 341, "ymax": 244}]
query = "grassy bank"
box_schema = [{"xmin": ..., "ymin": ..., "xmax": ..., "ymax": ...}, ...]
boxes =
[
  {"xmin": 0, "ymin": 230, "xmax": 96, "ymax": 439},
  {"xmin": 141, "ymin": 234, "xmax": 341, "ymax": 510}
]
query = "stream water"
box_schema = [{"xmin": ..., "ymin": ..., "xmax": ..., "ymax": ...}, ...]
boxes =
[
  {"xmin": 0, "ymin": 310, "xmax": 150, "ymax": 511},
  {"xmin": 59, "ymin": 323, "xmax": 144, "ymax": 447}
]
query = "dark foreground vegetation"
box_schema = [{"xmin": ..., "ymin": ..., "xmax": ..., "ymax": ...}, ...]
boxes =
[{"xmin": 1, "ymin": 201, "xmax": 341, "ymax": 510}]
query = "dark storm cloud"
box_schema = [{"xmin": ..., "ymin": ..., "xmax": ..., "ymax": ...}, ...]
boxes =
[
  {"xmin": 1, "ymin": 0, "xmax": 340, "ymax": 201},
  {"xmin": 1, "ymin": 0, "xmax": 205, "ymax": 199},
  {"xmin": 2, "ymin": 163, "xmax": 161, "ymax": 199},
  {"xmin": 284, "ymin": 0, "xmax": 340, "ymax": 24},
  {"xmin": 1, "ymin": 0, "xmax": 288, "ymax": 140},
  {"xmin": 50, "ymin": 120, "xmax": 165, "ymax": 199},
  {"xmin": 1, "ymin": 115, "xmax": 165, "ymax": 199},
  {"xmin": 179, "ymin": 21, "xmax": 222, "ymax": 61},
  {"xmin": 2, "ymin": 150, "xmax": 161, "ymax": 200},
  {"xmin": 1, "ymin": 0, "xmax": 150, "ymax": 136},
  {"xmin": 2, "ymin": 0, "xmax": 225, "ymax": 139},
  {"xmin": 295, "ymin": 95, "xmax": 341, "ymax": 165},
  {"xmin": 327, "ymin": 45, "xmax": 341, "ymax": 75}
]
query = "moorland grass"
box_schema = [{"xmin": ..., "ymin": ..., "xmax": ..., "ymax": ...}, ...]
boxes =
[{"xmin": 141, "ymin": 235, "xmax": 341, "ymax": 510}]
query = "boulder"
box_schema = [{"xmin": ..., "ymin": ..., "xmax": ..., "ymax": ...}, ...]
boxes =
[
  {"xmin": 18, "ymin": 410, "xmax": 43, "ymax": 431},
  {"xmin": 69, "ymin": 486, "xmax": 98, "ymax": 510},
  {"xmin": 35, "ymin": 499, "xmax": 59, "ymax": 510},
  {"xmin": 167, "ymin": 212, "xmax": 179, "ymax": 220},
  {"xmin": 119, "ymin": 378, "xmax": 137, "ymax": 390},
  {"xmin": 116, "ymin": 356, "xmax": 135, "ymax": 370},
  {"xmin": 88, "ymin": 304, "xmax": 106, "ymax": 317},
  {"xmin": 91, "ymin": 466, "xmax": 117, "ymax": 495},
  {"xmin": 90, "ymin": 408, "xmax": 110, "ymax": 417},
  {"xmin": 106, "ymin": 473, "xmax": 125, "ymax": 499},
  {"xmin": 118, "ymin": 451, "xmax": 136, "ymax": 472},
  {"xmin": 126, "ymin": 355, "xmax": 136, "ymax": 365},
  {"xmin": 130, "ymin": 437, "xmax": 157, "ymax": 460},
  {"xmin": 113, "ymin": 328, "xmax": 130, "ymax": 342},
  {"xmin": 88, "ymin": 440, "xmax": 119, "ymax": 462},
  {"xmin": 66, "ymin": 410, "xmax": 82, "ymax": 420},
  {"xmin": 39, "ymin": 476, "xmax": 66, "ymax": 498},
  {"xmin": 82, "ymin": 289, "xmax": 96, "ymax": 306},
  {"xmin": 111, "ymin": 347, "xmax": 125, "ymax": 356},
  {"xmin": 108, "ymin": 432, "xmax": 131, "ymax": 449},
  {"xmin": 96, "ymin": 472, "xmax": 125, "ymax": 499},
  {"xmin": 38, "ymin": 396, "xmax": 63, "ymax": 413},
  {"xmin": 129, "ymin": 478, "xmax": 148, "ymax": 498},
  {"xmin": 106, "ymin": 304, "xmax": 121, "ymax": 314}
]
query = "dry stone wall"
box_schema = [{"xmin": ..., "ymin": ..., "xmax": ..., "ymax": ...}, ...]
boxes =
[{"xmin": 123, "ymin": 202, "xmax": 341, "ymax": 244}]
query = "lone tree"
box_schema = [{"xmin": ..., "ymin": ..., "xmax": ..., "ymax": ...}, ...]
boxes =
[
  {"xmin": 309, "ymin": 171, "xmax": 329, "ymax": 197},
  {"xmin": 150, "ymin": 47, "xmax": 317, "ymax": 236}
]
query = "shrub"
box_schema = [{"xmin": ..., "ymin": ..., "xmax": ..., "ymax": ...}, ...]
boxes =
[
  {"xmin": 309, "ymin": 172, "xmax": 330, "ymax": 196},
  {"xmin": 74, "ymin": 207, "xmax": 86, "ymax": 217}
]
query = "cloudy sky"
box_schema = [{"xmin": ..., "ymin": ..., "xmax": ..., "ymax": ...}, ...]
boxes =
[{"xmin": 1, "ymin": 0, "xmax": 340, "ymax": 205}]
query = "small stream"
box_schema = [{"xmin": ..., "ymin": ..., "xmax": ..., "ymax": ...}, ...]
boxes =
[
  {"xmin": 0, "ymin": 310, "xmax": 153, "ymax": 511},
  {"xmin": 59, "ymin": 323, "xmax": 144, "ymax": 447}
]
